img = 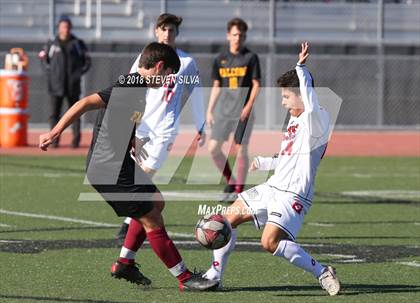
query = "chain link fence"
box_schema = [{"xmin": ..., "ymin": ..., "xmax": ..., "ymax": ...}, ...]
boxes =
[{"xmin": 9, "ymin": 51, "xmax": 419, "ymax": 129}]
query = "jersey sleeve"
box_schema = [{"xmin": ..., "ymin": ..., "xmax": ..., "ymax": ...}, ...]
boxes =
[
  {"xmin": 129, "ymin": 54, "xmax": 141, "ymax": 73},
  {"xmin": 186, "ymin": 60, "xmax": 205, "ymax": 132},
  {"xmin": 97, "ymin": 84, "xmax": 115, "ymax": 105},
  {"xmin": 249, "ymin": 54, "xmax": 261, "ymax": 80},
  {"xmin": 296, "ymin": 64, "xmax": 329, "ymax": 137},
  {"xmin": 211, "ymin": 57, "xmax": 221, "ymax": 82},
  {"xmin": 255, "ymin": 154, "xmax": 280, "ymax": 171}
]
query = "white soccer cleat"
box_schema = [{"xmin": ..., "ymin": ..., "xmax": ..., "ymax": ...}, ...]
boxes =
[
  {"xmin": 202, "ymin": 267, "xmax": 223, "ymax": 290},
  {"xmin": 318, "ymin": 266, "xmax": 340, "ymax": 296}
]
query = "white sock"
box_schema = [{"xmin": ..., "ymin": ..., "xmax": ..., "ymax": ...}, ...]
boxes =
[
  {"xmin": 168, "ymin": 261, "xmax": 187, "ymax": 277},
  {"xmin": 273, "ymin": 240, "xmax": 325, "ymax": 278},
  {"xmin": 120, "ymin": 246, "xmax": 136, "ymax": 260},
  {"xmin": 124, "ymin": 217, "xmax": 132, "ymax": 225},
  {"xmin": 206, "ymin": 229, "xmax": 237, "ymax": 280}
]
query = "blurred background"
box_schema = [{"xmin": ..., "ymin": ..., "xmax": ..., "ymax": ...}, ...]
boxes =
[{"xmin": 0, "ymin": 0, "xmax": 419, "ymax": 130}]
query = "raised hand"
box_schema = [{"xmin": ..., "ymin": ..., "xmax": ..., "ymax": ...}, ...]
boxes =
[{"xmin": 298, "ymin": 42, "xmax": 310, "ymax": 65}]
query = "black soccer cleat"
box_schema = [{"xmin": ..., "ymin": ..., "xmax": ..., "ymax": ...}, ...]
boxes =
[
  {"xmin": 115, "ymin": 222, "xmax": 129, "ymax": 247},
  {"xmin": 110, "ymin": 261, "xmax": 152, "ymax": 286},
  {"xmin": 179, "ymin": 271, "xmax": 219, "ymax": 292}
]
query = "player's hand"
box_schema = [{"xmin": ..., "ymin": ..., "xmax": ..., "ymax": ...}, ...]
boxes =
[
  {"xmin": 39, "ymin": 132, "xmax": 56, "ymax": 151},
  {"xmin": 38, "ymin": 50, "xmax": 46, "ymax": 59},
  {"xmin": 240, "ymin": 105, "xmax": 252, "ymax": 121},
  {"xmin": 130, "ymin": 137, "xmax": 150, "ymax": 166},
  {"xmin": 206, "ymin": 111, "xmax": 215, "ymax": 127},
  {"xmin": 197, "ymin": 131, "xmax": 206, "ymax": 147},
  {"xmin": 135, "ymin": 137, "xmax": 150, "ymax": 160},
  {"xmin": 298, "ymin": 42, "xmax": 309, "ymax": 65},
  {"xmin": 249, "ymin": 158, "xmax": 259, "ymax": 172}
]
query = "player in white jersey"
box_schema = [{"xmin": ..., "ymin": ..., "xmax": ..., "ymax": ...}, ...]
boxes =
[
  {"xmin": 115, "ymin": 14, "xmax": 206, "ymax": 243},
  {"xmin": 203, "ymin": 43, "xmax": 341, "ymax": 296}
]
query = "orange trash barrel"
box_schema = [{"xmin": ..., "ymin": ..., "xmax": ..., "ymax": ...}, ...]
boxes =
[
  {"xmin": 0, "ymin": 108, "xmax": 28, "ymax": 147},
  {"xmin": 0, "ymin": 69, "xmax": 29, "ymax": 109},
  {"xmin": 0, "ymin": 69, "xmax": 29, "ymax": 147}
]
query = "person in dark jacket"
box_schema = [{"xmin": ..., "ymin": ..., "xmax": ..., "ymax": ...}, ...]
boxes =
[{"xmin": 39, "ymin": 15, "xmax": 91, "ymax": 148}]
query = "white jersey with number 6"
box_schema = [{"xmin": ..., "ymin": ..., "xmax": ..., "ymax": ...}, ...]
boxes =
[{"xmin": 255, "ymin": 64, "xmax": 330, "ymax": 206}]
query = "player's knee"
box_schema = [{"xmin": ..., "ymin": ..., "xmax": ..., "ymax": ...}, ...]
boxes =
[
  {"xmin": 139, "ymin": 207, "xmax": 164, "ymax": 232},
  {"xmin": 208, "ymin": 141, "xmax": 221, "ymax": 156},
  {"xmin": 236, "ymin": 144, "xmax": 248, "ymax": 157},
  {"xmin": 261, "ymin": 235, "xmax": 279, "ymax": 254},
  {"xmin": 154, "ymin": 200, "xmax": 165, "ymax": 212}
]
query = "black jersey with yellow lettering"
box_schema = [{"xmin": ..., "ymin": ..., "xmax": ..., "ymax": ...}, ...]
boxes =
[{"xmin": 211, "ymin": 47, "xmax": 261, "ymax": 119}]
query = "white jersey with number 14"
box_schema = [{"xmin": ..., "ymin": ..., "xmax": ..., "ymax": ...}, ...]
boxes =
[{"xmin": 255, "ymin": 64, "xmax": 330, "ymax": 206}]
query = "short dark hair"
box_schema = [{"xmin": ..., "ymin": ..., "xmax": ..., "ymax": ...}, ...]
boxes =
[
  {"xmin": 58, "ymin": 14, "xmax": 72, "ymax": 28},
  {"xmin": 227, "ymin": 18, "xmax": 248, "ymax": 32},
  {"xmin": 156, "ymin": 13, "xmax": 183, "ymax": 33},
  {"xmin": 277, "ymin": 69, "xmax": 314, "ymax": 94},
  {"xmin": 138, "ymin": 42, "xmax": 180, "ymax": 73}
]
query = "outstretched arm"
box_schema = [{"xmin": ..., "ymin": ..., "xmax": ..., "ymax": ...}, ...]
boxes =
[
  {"xmin": 39, "ymin": 94, "xmax": 106, "ymax": 150},
  {"xmin": 296, "ymin": 42, "xmax": 329, "ymax": 137}
]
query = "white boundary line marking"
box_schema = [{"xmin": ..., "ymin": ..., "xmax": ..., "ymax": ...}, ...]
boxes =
[
  {"xmin": 0, "ymin": 209, "xmax": 119, "ymax": 227},
  {"xmin": 0, "ymin": 223, "xmax": 14, "ymax": 228},
  {"xmin": 397, "ymin": 261, "xmax": 420, "ymax": 268},
  {"xmin": 308, "ymin": 222, "xmax": 335, "ymax": 227}
]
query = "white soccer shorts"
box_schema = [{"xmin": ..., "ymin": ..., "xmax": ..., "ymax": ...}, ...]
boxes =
[
  {"xmin": 132, "ymin": 136, "xmax": 174, "ymax": 170},
  {"xmin": 238, "ymin": 183, "xmax": 309, "ymax": 240}
]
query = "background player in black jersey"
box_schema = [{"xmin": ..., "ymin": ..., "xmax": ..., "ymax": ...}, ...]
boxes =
[
  {"xmin": 39, "ymin": 42, "xmax": 218, "ymax": 292},
  {"xmin": 206, "ymin": 18, "xmax": 261, "ymax": 202}
]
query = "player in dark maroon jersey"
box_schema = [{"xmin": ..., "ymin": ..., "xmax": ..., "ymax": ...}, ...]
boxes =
[{"xmin": 39, "ymin": 42, "xmax": 218, "ymax": 292}]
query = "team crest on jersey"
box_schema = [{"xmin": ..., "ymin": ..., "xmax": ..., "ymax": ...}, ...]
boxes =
[{"xmin": 246, "ymin": 188, "xmax": 259, "ymax": 199}]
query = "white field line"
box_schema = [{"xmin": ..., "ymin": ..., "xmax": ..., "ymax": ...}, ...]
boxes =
[
  {"xmin": 341, "ymin": 190, "xmax": 420, "ymax": 199},
  {"xmin": 414, "ymin": 223, "xmax": 420, "ymax": 226},
  {"xmin": 0, "ymin": 209, "xmax": 119, "ymax": 227},
  {"xmin": 325, "ymin": 253, "xmax": 357, "ymax": 259},
  {"xmin": 0, "ymin": 208, "xmax": 195, "ymax": 238},
  {"xmin": 0, "ymin": 223, "xmax": 15, "ymax": 228},
  {"xmin": 0, "ymin": 172, "xmax": 83, "ymax": 177},
  {"xmin": 307, "ymin": 222, "xmax": 335, "ymax": 227},
  {"xmin": 0, "ymin": 240, "xmax": 23, "ymax": 243},
  {"xmin": 397, "ymin": 261, "xmax": 420, "ymax": 268}
]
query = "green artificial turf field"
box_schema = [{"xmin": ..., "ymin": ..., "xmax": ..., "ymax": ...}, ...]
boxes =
[{"xmin": 0, "ymin": 155, "xmax": 419, "ymax": 303}]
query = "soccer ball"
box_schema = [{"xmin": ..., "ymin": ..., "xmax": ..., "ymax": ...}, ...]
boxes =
[{"xmin": 195, "ymin": 214, "xmax": 232, "ymax": 249}]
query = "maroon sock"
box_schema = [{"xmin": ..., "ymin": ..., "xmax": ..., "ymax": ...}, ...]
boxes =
[
  {"xmin": 118, "ymin": 257, "xmax": 134, "ymax": 265},
  {"xmin": 146, "ymin": 227, "xmax": 188, "ymax": 282},
  {"xmin": 235, "ymin": 154, "xmax": 249, "ymax": 193},
  {"xmin": 212, "ymin": 152, "xmax": 236, "ymax": 185},
  {"xmin": 123, "ymin": 219, "xmax": 146, "ymax": 251}
]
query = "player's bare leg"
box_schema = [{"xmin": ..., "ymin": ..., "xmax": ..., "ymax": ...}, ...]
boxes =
[
  {"xmin": 234, "ymin": 143, "xmax": 249, "ymax": 195},
  {"xmin": 116, "ymin": 165, "xmax": 159, "ymax": 245},
  {"xmin": 203, "ymin": 199, "xmax": 253, "ymax": 287},
  {"xmin": 261, "ymin": 223, "xmax": 340, "ymax": 296},
  {"xmin": 113, "ymin": 193, "xmax": 218, "ymax": 291},
  {"xmin": 208, "ymin": 139, "xmax": 237, "ymax": 202}
]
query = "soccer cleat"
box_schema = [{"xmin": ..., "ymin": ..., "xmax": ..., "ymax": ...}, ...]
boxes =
[
  {"xmin": 318, "ymin": 266, "xmax": 340, "ymax": 296},
  {"xmin": 179, "ymin": 271, "xmax": 219, "ymax": 292},
  {"xmin": 115, "ymin": 222, "xmax": 129, "ymax": 247},
  {"xmin": 202, "ymin": 268, "xmax": 223, "ymax": 290},
  {"xmin": 110, "ymin": 261, "xmax": 151, "ymax": 286}
]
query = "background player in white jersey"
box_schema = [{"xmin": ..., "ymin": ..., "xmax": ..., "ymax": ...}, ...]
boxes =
[
  {"xmin": 203, "ymin": 42, "xmax": 341, "ymax": 296},
  {"xmin": 115, "ymin": 14, "xmax": 206, "ymax": 242}
]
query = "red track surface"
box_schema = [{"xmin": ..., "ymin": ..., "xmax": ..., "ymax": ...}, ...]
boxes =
[{"xmin": 0, "ymin": 129, "xmax": 419, "ymax": 157}]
